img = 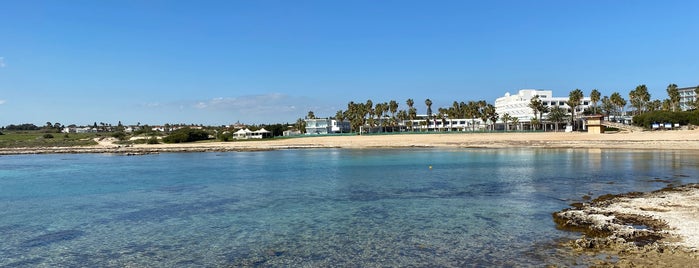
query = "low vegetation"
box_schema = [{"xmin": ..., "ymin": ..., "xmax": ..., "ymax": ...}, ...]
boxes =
[
  {"xmin": 0, "ymin": 131, "xmax": 99, "ymax": 148},
  {"xmin": 632, "ymin": 110, "xmax": 699, "ymax": 129},
  {"xmin": 162, "ymin": 128, "xmax": 211, "ymax": 143}
]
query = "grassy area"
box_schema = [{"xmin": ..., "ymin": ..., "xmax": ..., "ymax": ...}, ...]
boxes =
[{"xmin": 0, "ymin": 131, "xmax": 99, "ymax": 148}]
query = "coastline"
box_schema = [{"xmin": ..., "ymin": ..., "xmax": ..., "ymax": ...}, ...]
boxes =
[
  {"xmin": 554, "ymin": 184, "xmax": 699, "ymax": 266},
  {"xmin": 3, "ymin": 129, "xmax": 699, "ymax": 155}
]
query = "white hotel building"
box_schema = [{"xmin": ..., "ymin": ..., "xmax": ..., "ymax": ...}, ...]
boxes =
[{"xmin": 495, "ymin": 89, "xmax": 591, "ymax": 127}]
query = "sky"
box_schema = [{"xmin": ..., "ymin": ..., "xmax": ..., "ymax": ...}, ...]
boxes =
[{"xmin": 1, "ymin": 0, "xmax": 698, "ymax": 126}]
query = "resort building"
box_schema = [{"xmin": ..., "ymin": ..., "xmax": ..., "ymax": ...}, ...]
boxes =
[
  {"xmin": 304, "ymin": 118, "xmax": 351, "ymax": 135},
  {"xmin": 495, "ymin": 89, "xmax": 592, "ymax": 129},
  {"xmin": 404, "ymin": 115, "xmax": 487, "ymax": 132},
  {"xmin": 678, "ymin": 86, "xmax": 698, "ymax": 111}
]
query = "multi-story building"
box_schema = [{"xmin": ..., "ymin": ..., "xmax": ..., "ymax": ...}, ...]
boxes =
[
  {"xmin": 678, "ymin": 86, "xmax": 698, "ymax": 111},
  {"xmin": 304, "ymin": 118, "xmax": 351, "ymax": 134},
  {"xmin": 495, "ymin": 89, "xmax": 591, "ymax": 122}
]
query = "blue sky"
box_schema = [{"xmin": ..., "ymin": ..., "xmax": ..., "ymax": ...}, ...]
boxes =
[{"xmin": 1, "ymin": 1, "xmax": 698, "ymax": 126}]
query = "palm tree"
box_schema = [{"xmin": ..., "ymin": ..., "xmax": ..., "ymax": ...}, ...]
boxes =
[
  {"xmin": 511, "ymin": 117, "xmax": 519, "ymax": 131},
  {"xmin": 406, "ymin": 99, "xmax": 416, "ymax": 131},
  {"xmin": 501, "ymin": 113, "xmax": 511, "ymax": 132},
  {"xmin": 629, "ymin": 85, "xmax": 650, "ymax": 115},
  {"xmin": 528, "ymin": 95, "xmax": 548, "ymax": 130},
  {"xmin": 424, "ymin": 99, "xmax": 433, "ymax": 131},
  {"xmin": 425, "ymin": 98, "xmax": 433, "ymax": 117},
  {"xmin": 479, "ymin": 104, "xmax": 493, "ymax": 132},
  {"xmin": 609, "ymin": 92, "xmax": 626, "ymax": 120},
  {"xmin": 667, "ymin": 84, "xmax": 680, "ymax": 112},
  {"xmin": 295, "ymin": 118, "xmax": 306, "ymax": 134},
  {"xmin": 335, "ymin": 110, "xmax": 345, "ymax": 133},
  {"xmin": 547, "ymin": 106, "xmax": 567, "ymax": 132},
  {"xmin": 307, "ymin": 111, "xmax": 316, "ymax": 119},
  {"xmin": 601, "ymin": 96, "xmax": 614, "ymax": 121},
  {"xmin": 568, "ymin": 89, "xmax": 584, "ymax": 130},
  {"xmin": 389, "ymin": 100, "xmax": 398, "ymax": 131},
  {"xmin": 466, "ymin": 101, "xmax": 480, "ymax": 131},
  {"xmin": 590, "ymin": 89, "xmax": 601, "ymax": 114},
  {"xmin": 480, "ymin": 104, "xmax": 497, "ymax": 131}
]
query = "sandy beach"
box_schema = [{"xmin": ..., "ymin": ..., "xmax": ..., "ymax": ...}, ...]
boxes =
[{"xmin": 3, "ymin": 129, "xmax": 699, "ymax": 155}]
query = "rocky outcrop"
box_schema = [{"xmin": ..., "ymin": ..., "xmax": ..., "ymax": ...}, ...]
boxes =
[{"xmin": 553, "ymin": 185, "xmax": 699, "ymax": 255}]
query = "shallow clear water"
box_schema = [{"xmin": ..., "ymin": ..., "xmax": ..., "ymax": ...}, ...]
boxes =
[{"xmin": 1, "ymin": 149, "xmax": 698, "ymax": 267}]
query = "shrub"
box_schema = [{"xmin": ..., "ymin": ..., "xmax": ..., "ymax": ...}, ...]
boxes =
[
  {"xmin": 43, "ymin": 133, "xmax": 54, "ymax": 139},
  {"xmin": 633, "ymin": 111, "xmax": 698, "ymax": 129},
  {"xmin": 219, "ymin": 132, "xmax": 234, "ymax": 142},
  {"xmin": 111, "ymin": 131, "xmax": 127, "ymax": 141},
  {"xmin": 147, "ymin": 136, "xmax": 159, "ymax": 144},
  {"xmin": 162, "ymin": 128, "xmax": 210, "ymax": 143}
]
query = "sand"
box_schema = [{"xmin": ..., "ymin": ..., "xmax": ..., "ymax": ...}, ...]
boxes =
[{"xmin": 3, "ymin": 129, "xmax": 699, "ymax": 154}]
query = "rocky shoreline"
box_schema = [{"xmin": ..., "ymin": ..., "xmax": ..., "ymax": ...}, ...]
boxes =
[{"xmin": 553, "ymin": 184, "xmax": 699, "ymax": 266}]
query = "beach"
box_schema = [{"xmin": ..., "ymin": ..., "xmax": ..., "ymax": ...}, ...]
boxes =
[{"xmin": 3, "ymin": 129, "xmax": 699, "ymax": 155}]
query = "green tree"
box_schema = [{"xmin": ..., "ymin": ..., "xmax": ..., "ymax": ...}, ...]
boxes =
[
  {"xmin": 694, "ymin": 86, "xmax": 699, "ymax": 110},
  {"xmin": 647, "ymin": 99, "xmax": 662, "ymax": 112},
  {"xmin": 485, "ymin": 104, "xmax": 498, "ymax": 131},
  {"xmin": 590, "ymin": 89, "xmax": 601, "ymax": 114},
  {"xmin": 610, "ymin": 92, "xmax": 627, "ymax": 119},
  {"xmin": 629, "ymin": 84, "xmax": 650, "ymax": 115},
  {"xmin": 501, "ymin": 113, "xmax": 511, "ymax": 131},
  {"xmin": 528, "ymin": 95, "xmax": 548, "ymax": 130},
  {"xmin": 406, "ymin": 99, "xmax": 416, "ymax": 131},
  {"xmin": 667, "ymin": 84, "xmax": 680, "ymax": 112},
  {"xmin": 335, "ymin": 110, "xmax": 345, "ymax": 133},
  {"xmin": 601, "ymin": 96, "xmax": 614, "ymax": 120},
  {"xmin": 425, "ymin": 98, "xmax": 433, "ymax": 120},
  {"xmin": 547, "ymin": 106, "xmax": 568, "ymax": 132},
  {"xmin": 465, "ymin": 100, "xmax": 480, "ymax": 131},
  {"xmin": 511, "ymin": 117, "xmax": 519, "ymax": 131},
  {"xmin": 163, "ymin": 128, "xmax": 210, "ymax": 143},
  {"xmin": 568, "ymin": 89, "xmax": 584, "ymax": 130},
  {"xmin": 389, "ymin": 100, "xmax": 398, "ymax": 131},
  {"xmin": 306, "ymin": 111, "xmax": 316, "ymax": 119}
]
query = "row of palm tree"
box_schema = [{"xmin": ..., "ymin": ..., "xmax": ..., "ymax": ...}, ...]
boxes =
[
  {"xmin": 527, "ymin": 84, "xmax": 697, "ymax": 131},
  {"xmin": 331, "ymin": 98, "xmax": 498, "ymax": 133}
]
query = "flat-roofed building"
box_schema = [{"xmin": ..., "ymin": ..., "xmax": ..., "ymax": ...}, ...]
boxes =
[
  {"xmin": 495, "ymin": 89, "xmax": 591, "ymax": 123},
  {"xmin": 678, "ymin": 86, "xmax": 698, "ymax": 111}
]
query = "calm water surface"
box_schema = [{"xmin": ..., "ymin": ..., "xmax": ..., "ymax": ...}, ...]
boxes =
[{"xmin": 1, "ymin": 149, "xmax": 698, "ymax": 267}]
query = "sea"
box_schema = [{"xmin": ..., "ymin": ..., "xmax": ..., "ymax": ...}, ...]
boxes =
[{"xmin": 1, "ymin": 148, "xmax": 698, "ymax": 267}]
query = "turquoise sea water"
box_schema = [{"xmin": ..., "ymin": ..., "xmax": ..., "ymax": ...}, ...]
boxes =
[{"xmin": 1, "ymin": 149, "xmax": 698, "ymax": 267}]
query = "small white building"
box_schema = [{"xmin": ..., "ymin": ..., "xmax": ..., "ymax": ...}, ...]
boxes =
[
  {"xmin": 234, "ymin": 128, "xmax": 253, "ymax": 139},
  {"xmin": 62, "ymin": 127, "xmax": 97, "ymax": 133},
  {"xmin": 251, "ymin": 128, "xmax": 272, "ymax": 139}
]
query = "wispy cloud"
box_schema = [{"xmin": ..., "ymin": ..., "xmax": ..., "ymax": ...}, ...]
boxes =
[
  {"xmin": 193, "ymin": 93, "xmax": 305, "ymax": 114},
  {"xmin": 139, "ymin": 93, "xmax": 338, "ymax": 123},
  {"xmin": 191, "ymin": 93, "xmax": 339, "ymax": 122},
  {"xmin": 0, "ymin": 57, "xmax": 5, "ymax": 68},
  {"xmin": 0, "ymin": 100, "xmax": 6, "ymax": 105}
]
